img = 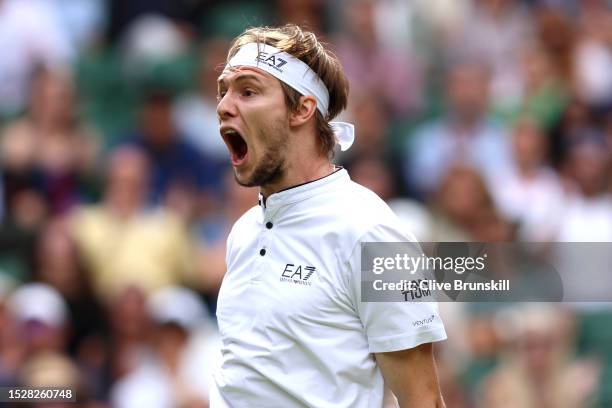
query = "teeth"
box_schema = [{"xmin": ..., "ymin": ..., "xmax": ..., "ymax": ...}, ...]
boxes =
[{"xmin": 223, "ymin": 129, "xmax": 239, "ymax": 136}]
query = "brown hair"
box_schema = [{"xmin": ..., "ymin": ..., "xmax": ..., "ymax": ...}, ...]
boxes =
[{"xmin": 227, "ymin": 24, "xmax": 349, "ymax": 159}]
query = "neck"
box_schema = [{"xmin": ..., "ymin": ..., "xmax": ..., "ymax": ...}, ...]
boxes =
[
  {"xmin": 106, "ymin": 195, "xmax": 142, "ymax": 219},
  {"xmin": 260, "ymin": 155, "xmax": 334, "ymax": 197}
]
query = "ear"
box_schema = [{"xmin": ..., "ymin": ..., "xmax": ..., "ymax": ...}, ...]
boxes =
[{"xmin": 289, "ymin": 95, "xmax": 318, "ymax": 127}]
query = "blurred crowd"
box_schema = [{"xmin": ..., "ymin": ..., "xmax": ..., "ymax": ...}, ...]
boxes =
[{"xmin": 0, "ymin": 0, "xmax": 611, "ymax": 407}]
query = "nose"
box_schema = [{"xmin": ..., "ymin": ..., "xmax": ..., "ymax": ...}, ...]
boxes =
[{"xmin": 216, "ymin": 91, "xmax": 237, "ymax": 120}]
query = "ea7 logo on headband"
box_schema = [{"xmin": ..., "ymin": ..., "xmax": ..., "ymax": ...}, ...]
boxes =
[{"xmin": 256, "ymin": 52, "xmax": 287, "ymax": 72}]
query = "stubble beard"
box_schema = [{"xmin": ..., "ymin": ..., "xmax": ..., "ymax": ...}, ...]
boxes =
[{"xmin": 234, "ymin": 118, "xmax": 288, "ymax": 188}]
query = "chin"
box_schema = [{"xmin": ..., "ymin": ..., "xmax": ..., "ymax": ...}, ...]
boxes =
[{"xmin": 233, "ymin": 169, "xmax": 257, "ymax": 188}]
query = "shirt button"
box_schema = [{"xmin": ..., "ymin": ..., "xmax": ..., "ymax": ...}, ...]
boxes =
[
  {"xmin": 260, "ymin": 248, "xmax": 266, "ymax": 256},
  {"xmin": 266, "ymin": 222, "xmax": 273, "ymax": 229}
]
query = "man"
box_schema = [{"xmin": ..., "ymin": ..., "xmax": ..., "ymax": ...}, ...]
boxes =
[
  {"xmin": 71, "ymin": 147, "xmax": 194, "ymax": 300},
  {"xmin": 126, "ymin": 85, "xmax": 221, "ymax": 211},
  {"xmin": 403, "ymin": 60, "xmax": 511, "ymax": 198},
  {"xmin": 213, "ymin": 25, "xmax": 447, "ymax": 407}
]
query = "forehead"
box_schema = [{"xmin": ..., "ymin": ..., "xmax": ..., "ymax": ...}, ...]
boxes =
[{"xmin": 217, "ymin": 66, "xmax": 276, "ymax": 87}]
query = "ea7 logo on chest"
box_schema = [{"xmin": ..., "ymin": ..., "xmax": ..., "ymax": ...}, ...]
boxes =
[
  {"xmin": 256, "ymin": 52, "xmax": 287, "ymax": 72},
  {"xmin": 280, "ymin": 264, "xmax": 316, "ymax": 286}
]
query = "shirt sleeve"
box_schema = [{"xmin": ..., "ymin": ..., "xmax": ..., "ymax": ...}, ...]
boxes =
[{"xmin": 348, "ymin": 222, "xmax": 447, "ymax": 353}]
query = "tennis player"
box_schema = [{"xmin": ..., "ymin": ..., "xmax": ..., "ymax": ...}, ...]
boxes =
[{"xmin": 212, "ymin": 24, "xmax": 447, "ymax": 407}]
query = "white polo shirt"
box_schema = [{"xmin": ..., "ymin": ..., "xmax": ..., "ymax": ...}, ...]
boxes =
[{"xmin": 213, "ymin": 169, "xmax": 446, "ymax": 407}]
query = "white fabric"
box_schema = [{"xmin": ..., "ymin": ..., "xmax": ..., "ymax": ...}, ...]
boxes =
[
  {"xmin": 330, "ymin": 121, "xmax": 355, "ymax": 152},
  {"xmin": 226, "ymin": 42, "xmax": 355, "ymax": 151},
  {"xmin": 214, "ymin": 169, "xmax": 446, "ymax": 407},
  {"xmin": 228, "ymin": 42, "xmax": 329, "ymax": 115}
]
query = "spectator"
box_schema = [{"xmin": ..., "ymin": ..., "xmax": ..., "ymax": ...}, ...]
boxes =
[
  {"xmin": 173, "ymin": 38, "xmax": 233, "ymax": 163},
  {"xmin": 340, "ymin": 94, "xmax": 393, "ymax": 163},
  {"xmin": 5, "ymin": 283, "xmax": 84, "ymax": 395},
  {"xmin": 48, "ymin": 0, "xmax": 107, "ymax": 51},
  {"xmin": 33, "ymin": 218, "xmax": 108, "ymax": 393},
  {"xmin": 535, "ymin": 7, "xmax": 576, "ymax": 88},
  {"xmin": 0, "ymin": 0, "xmax": 73, "ymax": 118},
  {"xmin": 517, "ymin": 41, "xmax": 570, "ymax": 130},
  {"xmin": 105, "ymin": 285, "xmax": 152, "ymax": 387},
  {"xmin": 430, "ymin": 164, "xmax": 513, "ymax": 241},
  {"xmin": 124, "ymin": 86, "xmax": 221, "ymax": 220},
  {"xmin": 70, "ymin": 147, "xmax": 195, "ymax": 301},
  {"xmin": 111, "ymin": 286, "xmax": 220, "ymax": 408},
  {"xmin": 555, "ymin": 135, "xmax": 612, "ymax": 241},
  {"xmin": 276, "ymin": 0, "xmax": 326, "ymax": 35},
  {"xmin": 194, "ymin": 170, "xmax": 257, "ymax": 301},
  {"xmin": 120, "ymin": 14, "xmax": 189, "ymax": 69},
  {"xmin": 106, "ymin": 0, "xmax": 206, "ymax": 43},
  {"xmin": 0, "ymin": 68, "xmax": 102, "ymax": 215},
  {"xmin": 489, "ymin": 117, "xmax": 565, "ymax": 241},
  {"xmin": 403, "ymin": 61, "xmax": 512, "ymax": 198},
  {"xmin": 334, "ymin": 0, "xmax": 424, "ymax": 117},
  {"xmin": 549, "ymin": 99, "xmax": 597, "ymax": 167},
  {"xmin": 480, "ymin": 305, "xmax": 600, "ymax": 408},
  {"xmin": 457, "ymin": 0, "xmax": 534, "ymax": 110},
  {"xmin": 573, "ymin": 1, "xmax": 612, "ymax": 111}
]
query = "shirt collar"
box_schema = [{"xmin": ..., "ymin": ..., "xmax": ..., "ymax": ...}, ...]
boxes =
[{"xmin": 258, "ymin": 168, "xmax": 348, "ymax": 213}]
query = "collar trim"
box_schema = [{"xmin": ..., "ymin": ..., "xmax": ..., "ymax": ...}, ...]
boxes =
[{"xmin": 258, "ymin": 167, "xmax": 347, "ymax": 212}]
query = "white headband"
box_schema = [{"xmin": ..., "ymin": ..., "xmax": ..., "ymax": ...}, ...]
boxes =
[{"xmin": 226, "ymin": 43, "xmax": 355, "ymax": 151}]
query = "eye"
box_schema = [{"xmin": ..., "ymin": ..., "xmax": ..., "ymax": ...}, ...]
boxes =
[
  {"xmin": 216, "ymin": 91, "xmax": 227, "ymax": 101},
  {"xmin": 243, "ymin": 88, "xmax": 256, "ymax": 97}
]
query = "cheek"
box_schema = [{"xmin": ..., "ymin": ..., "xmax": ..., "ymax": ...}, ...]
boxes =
[
  {"xmin": 249, "ymin": 114, "xmax": 285, "ymax": 147},
  {"xmin": 240, "ymin": 95, "xmax": 289, "ymax": 148},
  {"xmin": 248, "ymin": 128, "xmax": 272, "ymax": 161}
]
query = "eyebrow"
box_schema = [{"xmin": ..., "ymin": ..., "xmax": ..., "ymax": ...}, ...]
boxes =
[{"xmin": 217, "ymin": 73, "xmax": 264, "ymax": 89}]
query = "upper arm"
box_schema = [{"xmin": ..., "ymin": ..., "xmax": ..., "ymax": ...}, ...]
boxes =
[
  {"xmin": 375, "ymin": 343, "xmax": 445, "ymax": 408},
  {"xmin": 346, "ymin": 223, "xmax": 447, "ymax": 353},
  {"xmin": 345, "ymin": 220, "xmax": 447, "ymax": 406}
]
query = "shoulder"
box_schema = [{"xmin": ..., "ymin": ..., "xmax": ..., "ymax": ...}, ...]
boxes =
[
  {"xmin": 69, "ymin": 205, "xmax": 109, "ymax": 242},
  {"xmin": 342, "ymin": 180, "xmax": 396, "ymax": 220},
  {"xmin": 326, "ymin": 180, "xmax": 417, "ymax": 246},
  {"xmin": 226, "ymin": 205, "xmax": 260, "ymax": 243}
]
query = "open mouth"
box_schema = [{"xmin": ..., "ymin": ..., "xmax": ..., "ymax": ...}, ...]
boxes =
[{"xmin": 222, "ymin": 128, "xmax": 248, "ymax": 166}]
